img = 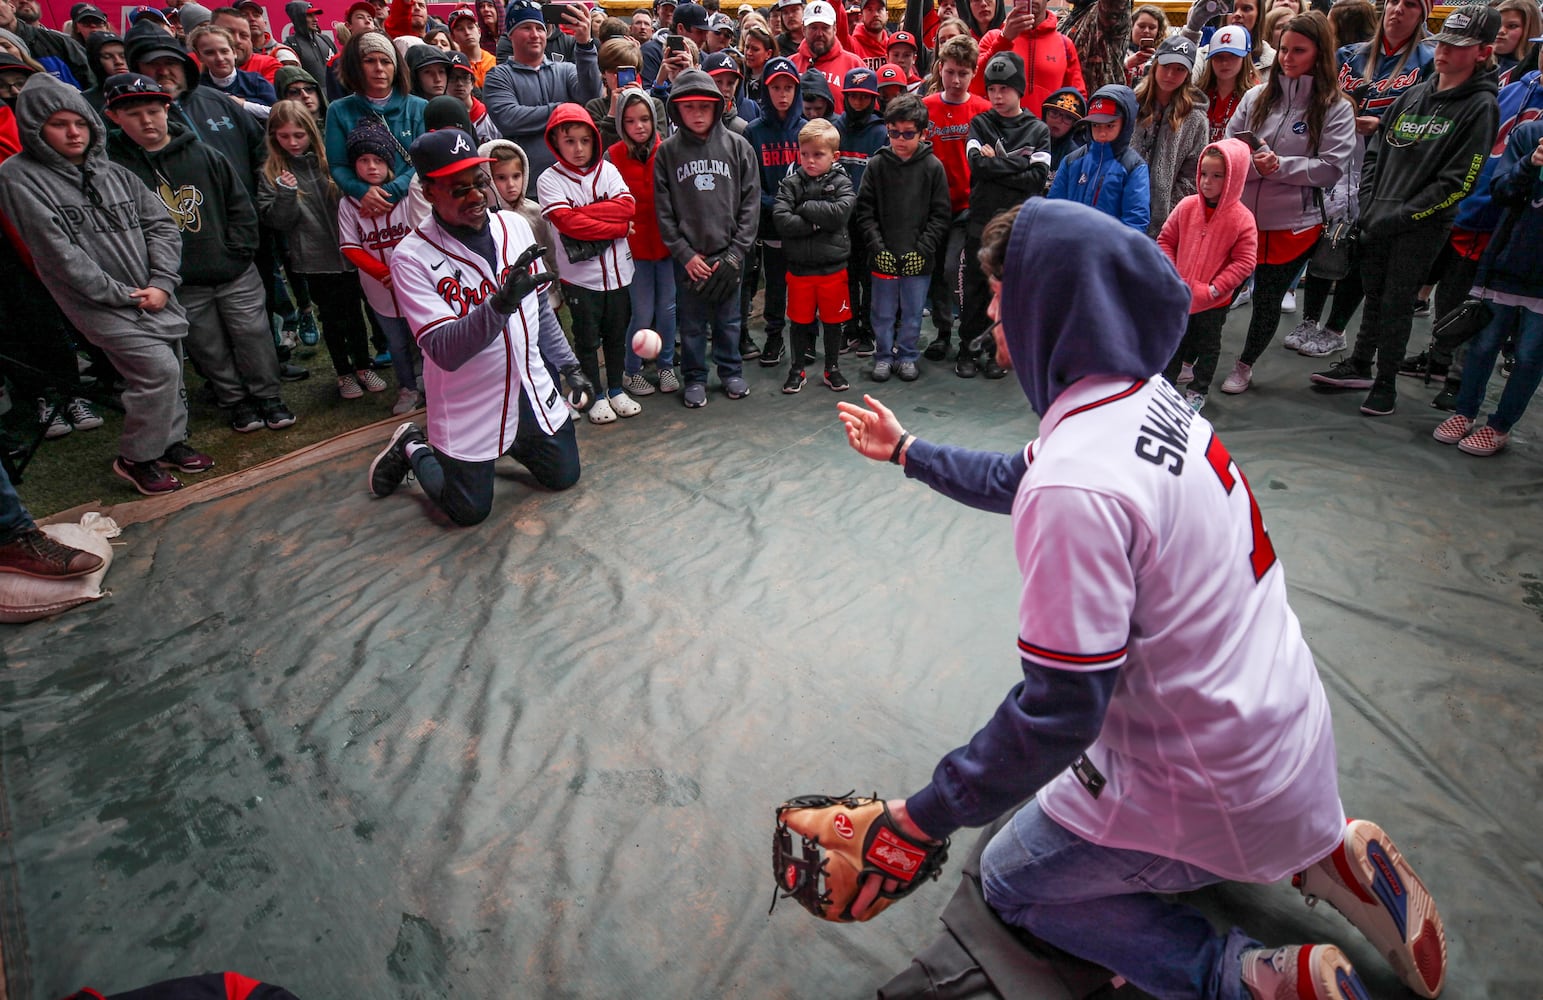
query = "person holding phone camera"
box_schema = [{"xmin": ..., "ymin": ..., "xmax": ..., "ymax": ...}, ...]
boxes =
[{"xmin": 483, "ymin": 0, "xmax": 601, "ymax": 182}]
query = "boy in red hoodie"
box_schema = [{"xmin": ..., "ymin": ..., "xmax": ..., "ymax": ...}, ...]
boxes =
[
  {"xmin": 920, "ymin": 33, "xmax": 989, "ymax": 362},
  {"xmin": 537, "ymin": 103, "xmax": 639, "ymax": 425},
  {"xmin": 1157, "ymin": 138, "xmax": 1256, "ymax": 411}
]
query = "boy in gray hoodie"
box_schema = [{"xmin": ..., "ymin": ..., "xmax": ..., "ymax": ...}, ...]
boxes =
[
  {"xmin": 0, "ymin": 74, "xmax": 213, "ymax": 496},
  {"xmin": 653, "ymin": 67, "xmax": 761, "ymax": 407}
]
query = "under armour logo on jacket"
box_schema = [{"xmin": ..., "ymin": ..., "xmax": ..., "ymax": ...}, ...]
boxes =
[{"xmin": 206, "ymin": 116, "xmax": 235, "ymax": 132}]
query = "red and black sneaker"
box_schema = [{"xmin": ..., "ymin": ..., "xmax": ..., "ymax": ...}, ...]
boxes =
[
  {"xmin": 114, "ymin": 457, "xmax": 182, "ymax": 496},
  {"xmin": 158, "ymin": 441, "xmax": 215, "ymax": 473}
]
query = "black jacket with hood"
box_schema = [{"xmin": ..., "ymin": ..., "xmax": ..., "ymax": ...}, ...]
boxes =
[
  {"xmin": 744, "ymin": 56, "xmax": 807, "ymax": 240},
  {"xmin": 107, "ymin": 121, "xmax": 259, "ymax": 286},
  {"xmin": 81, "ymin": 30, "xmax": 123, "ymax": 108},
  {"xmin": 124, "ymin": 20, "xmax": 266, "ymax": 197},
  {"xmin": 653, "ymin": 68, "xmax": 761, "ymax": 266},
  {"xmin": 966, "ymin": 107, "xmax": 1052, "ymax": 237},
  {"xmin": 854, "ymin": 139, "xmax": 952, "ymax": 271},
  {"xmin": 284, "ymin": 0, "xmax": 336, "ymax": 87},
  {"xmin": 773, "ymin": 162, "xmax": 856, "ymax": 275},
  {"xmin": 274, "ymin": 64, "xmax": 329, "ymax": 124},
  {"xmin": 1358, "ymin": 69, "xmax": 1501, "ymax": 240}
]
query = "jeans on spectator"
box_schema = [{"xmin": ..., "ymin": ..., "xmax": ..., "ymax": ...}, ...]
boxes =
[
  {"xmin": 372, "ymin": 312, "xmax": 418, "ymax": 391},
  {"xmin": 1351, "ymin": 227, "xmax": 1451, "ymax": 387},
  {"xmin": 179, "ymin": 265, "xmax": 283, "ymax": 407},
  {"xmin": 674, "ymin": 260, "xmax": 744, "ymax": 386},
  {"xmin": 1164, "ymin": 305, "xmax": 1229, "ymax": 395},
  {"xmin": 871, "ymin": 274, "xmax": 930, "ymax": 364},
  {"xmin": 980, "ymin": 801, "xmax": 1260, "ymax": 1000},
  {"xmin": 928, "ymin": 214, "xmax": 967, "ymax": 337},
  {"xmin": 303, "ymin": 270, "xmax": 374, "ymax": 377},
  {"xmin": 1454, "ymin": 302, "xmax": 1543, "ymax": 432},
  {"xmin": 0, "ymin": 461, "xmax": 34, "ymax": 543},
  {"xmin": 564, "ymin": 282, "xmax": 632, "ymax": 393},
  {"xmin": 408, "ymin": 388, "xmax": 580, "ymax": 527},
  {"xmin": 1241, "ymin": 246, "xmax": 1317, "ymax": 365},
  {"xmin": 627, "ymin": 257, "xmax": 677, "ymax": 374}
]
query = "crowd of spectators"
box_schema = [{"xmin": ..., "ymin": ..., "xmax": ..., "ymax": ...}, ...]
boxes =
[{"xmin": 0, "ymin": 0, "xmax": 1540, "ymax": 556}]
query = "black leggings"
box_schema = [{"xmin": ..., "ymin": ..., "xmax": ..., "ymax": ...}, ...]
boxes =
[
  {"xmin": 303, "ymin": 270, "xmax": 373, "ymax": 376},
  {"xmin": 1241, "ymin": 245, "xmax": 1318, "ymax": 365},
  {"xmin": 1301, "ymin": 264, "xmax": 1364, "ymax": 333},
  {"xmin": 788, "ymin": 320, "xmax": 841, "ymax": 373},
  {"xmin": 1163, "ymin": 305, "xmax": 1229, "ymax": 395}
]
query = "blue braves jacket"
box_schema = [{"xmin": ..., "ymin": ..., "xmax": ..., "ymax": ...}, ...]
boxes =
[
  {"xmin": 1335, "ymin": 37, "xmax": 1435, "ymax": 120},
  {"xmin": 836, "ymin": 103, "xmax": 887, "ymax": 194},
  {"xmin": 1046, "ymin": 84, "xmax": 1149, "ymax": 232},
  {"xmin": 1453, "ymin": 70, "xmax": 1543, "ymax": 235},
  {"xmin": 745, "ymin": 57, "xmax": 807, "ymax": 239},
  {"xmin": 1475, "ymin": 120, "xmax": 1543, "ymax": 298}
]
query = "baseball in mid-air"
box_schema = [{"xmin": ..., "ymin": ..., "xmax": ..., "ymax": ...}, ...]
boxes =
[{"xmin": 632, "ymin": 328, "xmax": 662, "ymax": 360}]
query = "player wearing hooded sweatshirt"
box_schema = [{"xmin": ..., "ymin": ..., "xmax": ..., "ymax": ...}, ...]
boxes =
[
  {"xmin": 745, "ymin": 56, "xmax": 807, "ymax": 366},
  {"xmin": 1312, "ymin": 5, "xmax": 1501, "ymax": 417},
  {"xmin": 538, "ymin": 102, "xmax": 639, "ymax": 424},
  {"xmin": 654, "ymin": 67, "xmax": 761, "ymax": 407},
  {"xmin": 0, "ymin": 74, "xmax": 213, "ymax": 495},
  {"xmin": 1047, "ymin": 84, "xmax": 1148, "ymax": 231}
]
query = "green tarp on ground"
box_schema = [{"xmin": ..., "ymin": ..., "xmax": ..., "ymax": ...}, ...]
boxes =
[{"xmin": 3, "ymin": 315, "xmax": 1541, "ymax": 998}]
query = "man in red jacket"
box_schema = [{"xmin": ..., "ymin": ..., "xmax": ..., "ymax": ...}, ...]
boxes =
[
  {"xmin": 792, "ymin": 0, "xmax": 862, "ymax": 111},
  {"xmin": 848, "ymin": 0, "xmax": 889, "ymax": 69},
  {"xmin": 971, "ymin": 0, "xmax": 1085, "ymax": 115}
]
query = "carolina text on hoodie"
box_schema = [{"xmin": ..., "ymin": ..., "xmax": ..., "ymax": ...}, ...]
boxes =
[{"xmin": 653, "ymin": 68, "xmax": 761, "ymax": 265}]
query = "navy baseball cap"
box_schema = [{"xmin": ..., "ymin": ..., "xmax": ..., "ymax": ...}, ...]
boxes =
[
  {"xmin": 762, "ymin": 54, "xmax": 799, "ymax": 86},
  {"xmin": 410, "ymin": 128, "xmax": 494, "ymax": 178},
  {"xmin": 842, "ymin": 66, "xmax": 878, "ymax": 96},
  {"xmin": 672, "ymin": 2, "xmax": 708, "ymax": 29},
  {"xmin": 103, "ymin": 71, "xmax": 173, "ymax": 106},
  {"xmin": 71, "ymin": 3, "xmax": 109, "ymax": 23},
  {"xmin": 702, "ymin": 51, "xmax": 742, "ymax": 76},
  {"xmin": 129, "ymin": 5, "xmax": 168, "ymax": 23}
]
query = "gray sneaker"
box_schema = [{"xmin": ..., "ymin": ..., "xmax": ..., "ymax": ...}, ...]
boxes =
[
  {"xmin": 622, "ymin": 372, "xmax": 655, "ymax": 396},
  {"xmin": 897, "ymin": 360, "xmax": 919, "ymax": 381},
  {"xmin": 682, "ymin": 382, "xmax": 708, "ymax": 408},
  {"xmin": 723, "ymin": 374, "xmax": 750, "ymax": 399},
  {"xmin": 1298, "ymin": 327, "xmax": 1346, "ymax": 358},
  {"xmin": 872, "ymin": 360, "xmax": 892, "ymax": 382},
  {"xmin": 1283, "ymin": 320, "xmax": 1318, "ymax": 352}
]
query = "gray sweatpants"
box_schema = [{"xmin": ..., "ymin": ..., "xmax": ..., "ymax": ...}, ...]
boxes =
[
  {"xmin": 108, "ymin": 335, "xmax": 188, "ymax": 463},
  {"xmin": 179, "ymin": 265, "xmax": 282, "ymax": 406}
]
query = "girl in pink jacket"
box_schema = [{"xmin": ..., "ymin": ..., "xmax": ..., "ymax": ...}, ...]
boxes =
[{"xmin": 1157, "ymin": 137, "xmax": 1257, "ymax": 410}]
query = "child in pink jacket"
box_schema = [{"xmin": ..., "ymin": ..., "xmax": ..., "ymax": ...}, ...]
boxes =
[{"xmin": 1158, "ymin": 137, "xmax": 1257, "ymax": 411}]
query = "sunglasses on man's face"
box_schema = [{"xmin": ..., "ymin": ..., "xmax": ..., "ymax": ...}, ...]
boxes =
[{"xmin": 286, "ymin": 84, "xmax": 319, "ymax": 97}]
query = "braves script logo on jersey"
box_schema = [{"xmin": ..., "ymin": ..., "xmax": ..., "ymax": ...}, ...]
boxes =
[
  {"xmin": 361, "ymin": 219, "xmax": 413, "ymax": 251},
  {"xmin": 865, "ymin": 828, "xmax": 925, "ymax": 879}
]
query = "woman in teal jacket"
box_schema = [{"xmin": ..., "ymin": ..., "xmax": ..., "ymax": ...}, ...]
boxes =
[{"xmin": 323, "ymin": 31, "xmax": 427, "ymax": 213}]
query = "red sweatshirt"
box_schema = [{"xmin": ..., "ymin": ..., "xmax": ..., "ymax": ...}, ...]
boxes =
[
  {"xmin": 923, "ymin": 92, "xmax": 990, "ymax": 214},
  {"xmin": 974, "ymin": 11, "xmax": 1086, "ymax": 116},
  {"xmin": 607, "ymin": 137, "xmax": 669, "ymax": 261}
]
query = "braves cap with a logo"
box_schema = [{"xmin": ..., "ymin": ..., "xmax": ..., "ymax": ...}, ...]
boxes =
[
  {"xmin": 843, "ymin": 66, "xmax": 879, "ymax": 96},
  {"xmin": 804, "ymin": 0, "xmax": 837, "ymax": 26},
  {"xmin": 702, "ymin": 50, "xmax": 742, "ymax": 76},
  {"xmin": 410, "ymin": 128, "xmax": 495, "ymax": 178},
  {"xmin": 448, "ymin": 6, "xmax": 478, "ymax": 26},
  {"xmin": 708, "ymin": 11, "xmax": 736, "ymax": 33},
  {"xmin": 1432, "ymin": 4, "xmax": 1500, "ymax": 46},
  {"xmin": 887, "ymin": 30, "xmax": 917, "ymax": 51},
  {"xmin": 761, "ymin": 55, "xmax": 800, "ymax": 87},
  {"xmin": 446, "ymin": 50, "xmax": 475, "ymax": 75},
  {"xmin": 1153, "ymin": 35, "xmax": 1197, "ymax": 70},
  {"xmin": 1081, "ymin": 95, "xmax": 1121, "ymax": 124},
  {"xmin": 102, "ymin": 71, "xmax": 173, "ymax": 107},
  {"xmin": 1207, "ymin": 25, "xmax": 1250, "ymax": 59},
  {"xmin": 876, "ymin": 62, "xmax": 905, "ymax": 88},
  {"xmin": 129, "ymin": 5, "xmax": 168, "ymax": 23}
]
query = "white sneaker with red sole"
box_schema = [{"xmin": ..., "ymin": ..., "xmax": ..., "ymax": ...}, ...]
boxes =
[
  {"xmin": 1241, "ymin": 944, "xmax": 1369, "ymax": 1000},
  {"xmin": 1294, "ymin": 819, "xmax": 1446, "ymax": 998}
]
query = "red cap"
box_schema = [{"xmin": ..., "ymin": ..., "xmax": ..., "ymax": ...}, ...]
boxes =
[
  {"xmin": 888, "ymin": 30, "xmax": 917, "ymax": 50},
  {"xmin": 1082, "ymin": 95, "xmax": 1121, "ymax": 123},
  {"xmin": 876, "ymin": 62, "xmax": 905, "ymax": 87},
  {"xmin": 448, "ymin": 5, "xmax": 477, "ymax": 24}
]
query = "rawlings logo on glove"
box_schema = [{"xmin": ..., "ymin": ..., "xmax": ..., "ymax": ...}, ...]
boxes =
[{"xmin": 770, "ymin": 793, "xmax": 949, "ymax": 923}]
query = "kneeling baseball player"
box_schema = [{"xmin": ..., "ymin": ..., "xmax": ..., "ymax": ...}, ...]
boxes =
[
  {"xmin": 368, "ymin": 129, "xmax": 596, "ymax": 525},
  {"xmin": 774, "ymin": 200, "xmax": 1447, "ymax": 1000}
]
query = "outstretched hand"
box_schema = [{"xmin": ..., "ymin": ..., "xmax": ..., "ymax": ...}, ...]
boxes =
[{"xmin": 836, "ymin": 394, "xmax": 906, "ymax": 462}]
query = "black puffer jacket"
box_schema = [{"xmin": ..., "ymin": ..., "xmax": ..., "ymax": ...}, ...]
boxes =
[{"xmin": 773, "ymin": 163, "xmax": 856, "ymax": 275}]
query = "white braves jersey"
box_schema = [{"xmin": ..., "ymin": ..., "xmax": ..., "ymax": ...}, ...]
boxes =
[
  {"xmin": 535, "ymin": 159, "xmax": 635, "ymax": 292},
  {"xmin": 391, "ymin": 210, "xmax": 570, "ymax": 462},
  {"xmin": 1022, "ymin": 376, "xmax": 1344, "ymax": 883},
  {"xmin": 338, "ymin": 195, "xmax": 414, "ymax": 319}
]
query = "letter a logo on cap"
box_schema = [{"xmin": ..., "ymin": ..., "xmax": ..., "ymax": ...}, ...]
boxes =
[{"xmin": 450, "ymin": 132, "xmax": 471, "ymax": 154}]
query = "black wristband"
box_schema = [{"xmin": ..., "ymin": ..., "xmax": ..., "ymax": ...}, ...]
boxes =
[{"xmin": 889, "ymin": 433, "xmax": 913, "ymax": 465}]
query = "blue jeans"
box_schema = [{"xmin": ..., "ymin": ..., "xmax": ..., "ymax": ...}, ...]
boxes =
[
  {"xmin": 871, "ymin": 274, "xmax": 929, "ymax": 364},
  {"xmin": 372, "ymin": 311, "xmax": 418, "ymax": 391},
  {"xmin": 626, "ymin": 258, "xmax": 677, "ymax": 375},
  {"xmin": 0, "ymin": 461, "xmax": 34, "ymax": 543},
  {"xmin": 1455, "ymin": 302, "xmax": 1543, "ymax": 432},
  {"xmin": 673, "ymin": 260, "xmax": 743, "ymax": 386},
  {"xmin": 980, "ymin": 801, "xmax": 1260, "ymax": 1000}
]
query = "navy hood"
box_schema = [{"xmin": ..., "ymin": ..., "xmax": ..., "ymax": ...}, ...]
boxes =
[
  {"xmin": 1001, "ymin": 200, "xmax": 1189, "ymax": 415},
  {"xmin": 757, "ymin": 56, "xmax": 804, "ymax": 126},
  {"xmin": 1087, "ymin": 83, "xmax": 1136, "ymax": 157},
  {"xmin": 799, "ymin": 66, "xmax": 834, "ymax": 108}
]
